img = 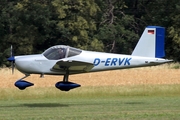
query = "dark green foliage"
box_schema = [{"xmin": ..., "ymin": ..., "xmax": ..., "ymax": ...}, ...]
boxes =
[{"xmin": 0, "ymin": 0, "xmax": 180, "ymax": 66}]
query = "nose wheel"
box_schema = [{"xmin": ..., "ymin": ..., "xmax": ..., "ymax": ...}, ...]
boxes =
[{"xmin": 14, "ymin": 75, "xmax": 34, "ymax": 90}]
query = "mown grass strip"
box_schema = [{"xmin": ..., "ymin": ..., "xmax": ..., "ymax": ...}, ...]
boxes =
[
  {"xmin": 0, "ymin": 85, "xmax": 180, "ymax": 120},
  {"xmin": 0, "ymin": 92, "xmax": 180, "ymax": 120}
]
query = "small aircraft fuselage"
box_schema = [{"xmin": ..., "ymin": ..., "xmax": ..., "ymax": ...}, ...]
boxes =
[
  {"xmin": 14, "ymin": 48, "xmax": 169, "ymax": 75},
  {"xmin": 7, "ymin": 26, "xmax": 172, "ymax": 91}
]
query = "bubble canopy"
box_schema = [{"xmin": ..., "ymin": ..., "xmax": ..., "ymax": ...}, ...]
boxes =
[{"xmin": 43, "ymin": 45, "xmax": 82, "ymax": 60}]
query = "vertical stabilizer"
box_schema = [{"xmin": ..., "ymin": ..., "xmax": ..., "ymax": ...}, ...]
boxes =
[{"xmin": 131, "ymin": 26, "xmax": 165, "ymax": 58}]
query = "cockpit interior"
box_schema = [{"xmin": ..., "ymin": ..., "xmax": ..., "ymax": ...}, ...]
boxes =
[{"xmin": 43, "ymin": 45, "xmax": 82, "ymax": 60}]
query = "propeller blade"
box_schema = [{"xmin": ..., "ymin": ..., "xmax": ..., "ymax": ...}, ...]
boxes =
[
  {"xmin": 7, "ymin": 45, "xmax": 15, "ymax": 62},
  {"xmin": 12, "ymin": 61, "xmax": 15, "ymax": 74},
  {"xmin": 7, "ymin": 45, "xmax": 15, "ymax": 74}
]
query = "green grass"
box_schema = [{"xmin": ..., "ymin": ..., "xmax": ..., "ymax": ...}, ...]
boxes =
[{"xmin": 0, "ymin": 85, "xmax": 180, "ymax": 120}]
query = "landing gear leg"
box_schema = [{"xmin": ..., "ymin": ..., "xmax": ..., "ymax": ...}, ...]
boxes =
[
  {"xmin": 55, "ymin": 68, "xmax": 81, "ymax": 91},
  {"xmin": 20, "ymin": 74, "xmax": 30, "ymax": 80},
  {"xmin": 63, "ymin": 68, "xmax": 69, "ymax": 82}
]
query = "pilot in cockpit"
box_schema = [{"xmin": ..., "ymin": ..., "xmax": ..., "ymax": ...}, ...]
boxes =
[{"xmin": 58, "ymin": 48, "xmax": 65, "ymax": 59}]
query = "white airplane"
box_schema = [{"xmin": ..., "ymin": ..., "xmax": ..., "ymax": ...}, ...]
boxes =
[{"xmin": 8, "ymin": 26, "xmax": 172, "ymax": 91}]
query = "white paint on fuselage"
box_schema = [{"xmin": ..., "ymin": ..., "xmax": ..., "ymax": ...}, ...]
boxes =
[{"xmin": 14, "ymin": 50, "xmax": 171, "ymax": 76}]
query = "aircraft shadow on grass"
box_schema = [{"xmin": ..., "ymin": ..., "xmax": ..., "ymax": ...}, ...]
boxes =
[
  {"xmin": 22, "ymin": 103, "xmax": 69, "ymax": 107},
  {"xmin": 1, "ymin": 103, "xmax": 68, "ymax": 108},
  {"xmin": 124, "ymin": 101, "xmax": 145, "ymax": 105},
  {"xmin": 1, "ymin": 101, "xmax": 145, "ymax": 108}
]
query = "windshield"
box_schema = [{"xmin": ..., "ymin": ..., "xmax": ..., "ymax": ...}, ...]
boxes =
[
  {"xmin": 43, "ymin": 45, "xmax": 67, "ymax": 60},
  {"xmin": 43, "ymin": 45, "xmax": 82, "ymax": 60}
]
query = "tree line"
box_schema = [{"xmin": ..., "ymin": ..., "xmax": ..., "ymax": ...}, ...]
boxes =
[{"xmin": 0, "ymin": 0, "xmax": 180, "ymax": 67}]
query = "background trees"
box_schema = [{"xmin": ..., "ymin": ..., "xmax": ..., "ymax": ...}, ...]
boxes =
[{"xmin": 0, "ymin": 0, "xmax": 180, "ymax": 67}]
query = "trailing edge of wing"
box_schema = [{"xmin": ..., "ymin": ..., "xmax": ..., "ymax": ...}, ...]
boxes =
[{"xmin": 51, "ymin": 60, "xmax": 94, "ymax": 72}]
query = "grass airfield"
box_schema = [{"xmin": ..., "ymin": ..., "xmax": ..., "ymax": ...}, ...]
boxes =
[{"xmin": 0, "ymin": 64, "xmax": 180, "ymax": 120}]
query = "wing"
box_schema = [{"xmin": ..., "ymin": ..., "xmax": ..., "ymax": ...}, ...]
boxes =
[{"xmin": 51, "ymin": 60, "xmax": 94, "ymax": 72}]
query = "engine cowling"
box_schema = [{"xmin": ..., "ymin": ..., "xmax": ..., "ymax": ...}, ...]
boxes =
[
  {"xmin": 55, "ymin": 81, "xmax": 81, "ymax": 91},
  {"xmin": 15, "ymin": 80, "xmax": 34, "ymax": 90}
]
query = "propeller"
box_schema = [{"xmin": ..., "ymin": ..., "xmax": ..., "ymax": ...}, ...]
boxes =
[{"xmin": 7, "ymin": 45, "xmax": 15, "ymax": 74}]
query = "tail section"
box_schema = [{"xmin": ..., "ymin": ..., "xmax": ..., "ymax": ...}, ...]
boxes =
[{"xmin": 131, "ymin": 26, "xmax": 165, "ymax": 58}]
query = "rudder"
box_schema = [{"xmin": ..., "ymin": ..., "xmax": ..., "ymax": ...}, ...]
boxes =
[{"xmin": 131, "ymin": 26, "xmax": 165, "ymax": 58}]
